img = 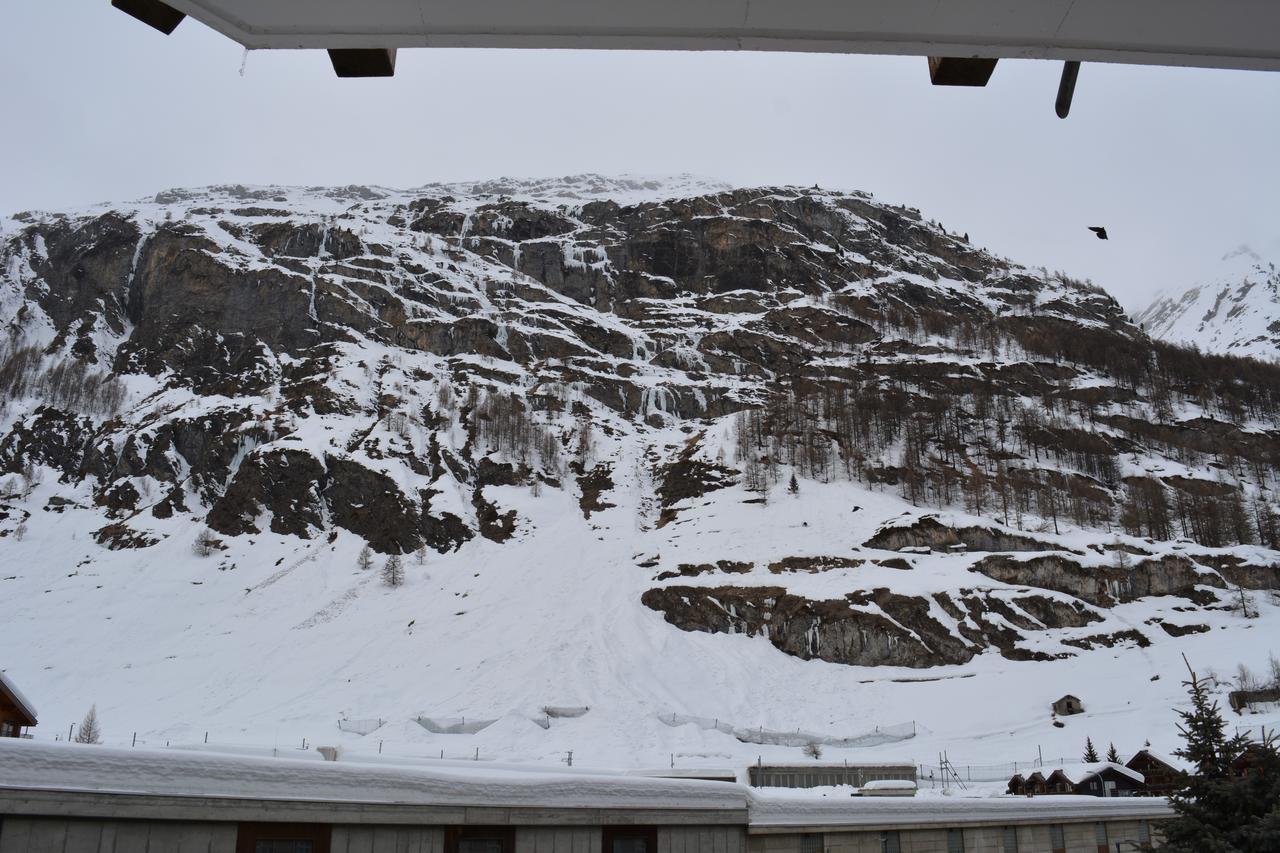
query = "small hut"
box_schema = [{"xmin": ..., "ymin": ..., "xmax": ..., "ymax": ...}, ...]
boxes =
[
  {"xmin": 1052, "ymin": 694, "xmax": 1084, "ymax": 716},
  {"xmin": 1227, "ymin": 688, "xmax": 1280, "ymax": 714},
  {"xmin": 0, "ymin": 672, "xmax": 38, "ymax": 738}
]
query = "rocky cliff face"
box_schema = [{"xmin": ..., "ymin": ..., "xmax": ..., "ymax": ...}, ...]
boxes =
[{"xmin": 2, "ymin": 176, "xmax": 1278, "ymax": 676}]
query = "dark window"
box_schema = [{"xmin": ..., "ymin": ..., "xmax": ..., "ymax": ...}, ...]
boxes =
[
  {"xmin": 1050, "ymin": 824, "xmax": 1065, "ymax": 853},
  {"xmin": 947, "ymin": 829, "xmax": 963, "ymax": 853},
  {"xmin": 1002, "ymin": 826, "xmax": 1018, "ymax": 853},
  {"xmin": 603, "ymin": 827, "xmax": 657, "ymax": 853},
  {"xmin": 879, "ymin": 831, "xmax": 901, "ymax": 853},
  {"xmin": 800, "ymin": 833, "xmax": 824, "ymax": 853},
  {"xmin": 1138, "ymin": 822, "xmax": 1152, "ymax": 848},
  {"xmin": 446, "ymin": 827, "xmax": 514, "ymax": 853},
  {"xmin": 1094, "ymin": 822, "xmax": 1109, "ymax": 853},
  {"xmin": 236, "ymin": 824, "xmax": 330, "ymax": 853}
]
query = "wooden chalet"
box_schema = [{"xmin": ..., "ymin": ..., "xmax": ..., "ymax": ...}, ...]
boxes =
[
  {"xmin": 0, "ymin": 672, "xmax": 37, "ymax": 738},
  {"xmin": 1024, "ymin": 770, "xmax": 1049, "ymax": 795},
  {"xmin": 1051, "ymin": 694, "xmax": 1084, "ymax": 716},
  {"xmin": 1124, "ymin": 749, "xmax": 1186, "ymax": 795},
  {"xmin": 1037, "ymin": 763, "xmax": 1145, "ymax": 797},
  {"xmin": 1231, "ymin": 744, "xmax": 1276, "ymax": 778}
]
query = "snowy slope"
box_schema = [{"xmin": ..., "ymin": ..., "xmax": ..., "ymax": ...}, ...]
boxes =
[
  {"xmin": 1137, "ymin": 242, "xmax": 1280, "ymax": 362},
  {"xmin": 1, "ymin": 176, "xmax": 1278, "ymax": 777}
]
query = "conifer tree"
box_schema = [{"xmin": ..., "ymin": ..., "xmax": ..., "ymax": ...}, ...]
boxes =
[
  {"xmin": 382, "ymin": 554, "xmax": 404, "ymax": 587},
  {"xmin": 1106, "ymin": 742, "xmax": 1120, "ymax": 764},
  {"xmin": 1083, "ymin": 737, "xmax": 1099, "ymax": 763},
  {"xmin": 357, "ymin": 544, "xmax": 374, "ymax": 571},
  {"xmin": 75, "ymin": 705, "xmax": 102, "ymax": 744},
  {"xmin": 1161, "ymin": 660, "xmax": 1280, "ymax": 852},
  {"xmin": 788, "ymin": 472, "xmax": 799, "ymax": 496}
]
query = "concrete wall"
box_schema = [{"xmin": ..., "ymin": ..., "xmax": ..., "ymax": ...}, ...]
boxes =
[
  {"xmin": 745, "ymin": 820, "xmax": 1159, "ymax": 853},
  {"xmin": 0, "ymin": 819, "xmax": 747, "ymax": 853},
  {"xmin": 332, "ymin": 825, "xmax": 445, "ymax": 853},
  {"xmin": 0, "ymin": 817, "xmax": 237, "ymax": 853},
  {"xmin": 658, "ymin": 826, "xmax": 746, "ymax": 853},
  {"xmin": 517, "ymin": 828, "xmax": 599, "ymax": 853}
]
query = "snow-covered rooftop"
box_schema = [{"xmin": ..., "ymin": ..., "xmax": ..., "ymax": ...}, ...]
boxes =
[
  {"xmin": 1049, "ymin": 762, "xmax": 1144, "ymax": 785},
  {"xmin": 0, "ymin": 671, "xmax": 38, "ymax": 722},
  {"xmin": 0, "ymin": 740, "xmax": 1173, "ymax": 829},
  {"xmin": 0, "ymin": 739, "xmax": 743, "ymax": 812}
]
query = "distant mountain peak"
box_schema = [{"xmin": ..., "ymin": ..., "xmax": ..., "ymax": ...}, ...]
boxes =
[{"xmin": 1137, "ymin": 242, "xmax": 1280, "ymax": 361}]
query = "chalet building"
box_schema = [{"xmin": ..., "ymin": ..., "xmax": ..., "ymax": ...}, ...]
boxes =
[
  {"xmin": 1052, "ymin": 695, "xmax": 1084, "ymax": 716},
  {"xmin": 1231, "ymin": 744, "xmax": 1274, "ymax": 778},
  {"xmin": 0, "ymin": 740, "xmax": 1172, "ymax": 853},
  {"xmin": 1227, "ymin": 687, "xmax": 1280, "ymax": 713},
  {"xmin": 0, "ymin": 673, "xmax": 37, "ymax": 738},
  {"xmin": 1124, "ymin": 751, "xmax": 1186, "ymax": 796},
  {"xmin": 1014, "ymin": 764, "xmax": 1145, "ymax": 797}
]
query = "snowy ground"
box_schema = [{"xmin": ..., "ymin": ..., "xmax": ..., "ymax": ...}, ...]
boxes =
[{"xmin": 3, "ymin": 460, "xmax": 1276, "ymax": 777}]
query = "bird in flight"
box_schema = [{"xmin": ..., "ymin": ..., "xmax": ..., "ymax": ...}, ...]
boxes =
[{"xmin": 1088, "ymin": 226, "xmax": 1108, "ymax": 240}]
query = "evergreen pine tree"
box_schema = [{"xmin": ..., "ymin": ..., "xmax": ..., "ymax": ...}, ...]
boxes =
[
  {"xmin": 75, "ymin": 705, "xmax": 102, "ymax": 744},
  {"xmin": 1083, "ymin": 737, "xmax": 1100, "ymax": 763},
  {"xmin": 1106, "ymin": 742, "xmax": 1121, "ymax": 764},
  {"xmin": 1161, "ymin": 660, "xmax": 1280, "ymax": 852},
  {"xmin": 788, "ymin": 472, "xmax": 799, "ymax": 496},
  {"xmin": 357, "ymin": 545, "xmax": 374, "ymax": 571},
  {"xmin": 382, "ymin": 554, "xmax": 404, "ymax": 587}
]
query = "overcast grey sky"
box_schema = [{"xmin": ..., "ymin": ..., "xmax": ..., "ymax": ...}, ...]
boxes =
[{"xmin": 3, "ymin": 3, "xmax": 1278, "ymax": 311}]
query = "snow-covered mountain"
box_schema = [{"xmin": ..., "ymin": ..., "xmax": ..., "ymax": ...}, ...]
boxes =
[
  {"xmin": 1, "ymin": 176, "xmax": 1278, "ymax": 772},
  {"xmin": 1136, "ymin": 242, "xmax": 1280, "ymax": 362}
]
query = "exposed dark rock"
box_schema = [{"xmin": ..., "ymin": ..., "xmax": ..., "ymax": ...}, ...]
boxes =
[
  {"xmin": 767, "ymin": 556, "xmax": 864, "ymax": 573},
  {"xmin": 655, "ymin": 434, "xmax": 737, "ymax": 526},
  {"xmin": 864, "ymin": 516, "xmax": 1072, "ymax": 553},
  {"xmin": 93, "ymin": 522, "xmax": 160, "ymax": 550},
  {"xmin": 970, "ymin": 553, "xmax": 1225, "ymax": 606},
  {"xmin": 1062, "ymin": 629, "xmax": 1151, "ymax": 650},
  {"xmin": 207, "ymin": 448, "xmax": 326, "ymax": 538},
  {"xmin": 654, "ymin": 560, "xmax": 752, "ymax": 581},
  {"xmin": 576, "ymin": 462, "xmax": 616, "ymax": 518},
  {"xmin": 641, "ymin": 584, "xmax": 975, "ymax": 668}
]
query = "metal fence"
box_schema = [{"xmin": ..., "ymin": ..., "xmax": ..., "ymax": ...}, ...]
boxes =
[
  {"xmin": 337, "ymin": 717, "xmax": 385, "ymax": 736},
  {"xmin": 917, "ymin": 756, "xmax": 1090, "ymax": 783}
]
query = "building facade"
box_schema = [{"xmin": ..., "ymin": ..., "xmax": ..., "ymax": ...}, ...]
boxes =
[{"xmin": 0, "ymin": 740, "xmax": 1171, "ymax": 853}]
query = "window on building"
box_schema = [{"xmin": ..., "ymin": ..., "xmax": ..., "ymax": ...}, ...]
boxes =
[
  {"xmin": 1094, "ymin": 822, "xmax": 1109, "ymax": 853},
  {"xmin": 800, "ymin": 833, "xmax": 824, "ymax": 853},
  {"xmin": 1002, "ymin": 826, "xmax": 1018, "ymax": 853},
  {"xmin": 1050, "ymin": 824, "xmax": 1065, "ymax": 853},
  {"xmin": 235, "ymin": 824, "xmax": 330, "ymax": 853},
  {"xmin": 603, "ymin": 828, "xmax": 656, "ymax": 853},
  {"xmin": 1138, "ymin": 822, "xmax": 1152, "ymax": 849},
  {"xmin": 946, "ymin": 829, "xmax": 964, "ymax": 853},
  {"xmin": 879, "ymin": 831, "xmax": 900, "ymax": 853},
  {"xmin": 445, "ymin": 827, "xmax": 514, "ymax": 853}
]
